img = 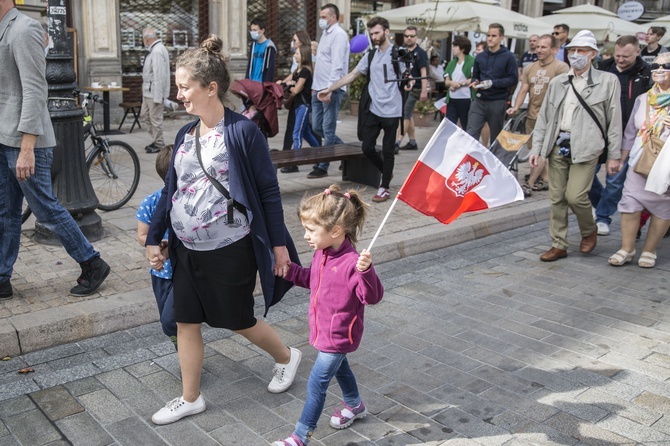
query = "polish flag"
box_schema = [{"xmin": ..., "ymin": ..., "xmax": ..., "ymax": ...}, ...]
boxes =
[{"xmin": 398, "ymin": 119, "xmax": 523, "ymax": 224}]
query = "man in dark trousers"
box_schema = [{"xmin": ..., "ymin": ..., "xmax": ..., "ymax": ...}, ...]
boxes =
[
  {"xmin": 590, "ymin": 35, "xmax": 652, "ymax": 236},
  {"xmin": 466, "ymin": 23, "xmax": 518, "ymax": 145},
  {"xmin": 318, "ymin": 17, "xmax": 405, "ymax": 203}
]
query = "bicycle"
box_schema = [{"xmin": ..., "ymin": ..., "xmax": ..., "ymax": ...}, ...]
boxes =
[
  {"xmin": 506, "ymin": 109, "xmax": 531, "ymax": 163},
  {"xmin": 22, "ymin": 91, "xmax": 140, "ymax": 223}
]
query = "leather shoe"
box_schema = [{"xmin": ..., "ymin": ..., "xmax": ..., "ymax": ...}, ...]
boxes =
[
  {"xmin": 540, "ymin": 247, "xmax": 567, "ymax": 262},
  {"xmin": 580, "ymin": 231, "xmax": 597, "ymax": 254}
]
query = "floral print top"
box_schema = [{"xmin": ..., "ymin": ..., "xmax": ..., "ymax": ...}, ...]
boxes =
[{"xmin": 169, "ymin": 118, "xmax": 250, "ymax": 251}]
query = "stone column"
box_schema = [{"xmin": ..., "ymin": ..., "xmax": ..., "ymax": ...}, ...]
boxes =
[
  {"xmin": 519, "ymin": 1, "xmax": 543, "ymax": 18},
  {"xmin": 212, "ymin": 0, "xmax": 248, "ymax": 79},
  {"xmin": 80, "ymin": 0, "xmax": 122, "ymax": 111}
]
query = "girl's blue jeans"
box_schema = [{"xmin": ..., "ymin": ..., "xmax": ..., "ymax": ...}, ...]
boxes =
[
  {"xmin": 292, "ymin": 104, "xmax": 320, "ymax": 150},
  {"xmin": 294, "ymin": 351, "xmax": 361, "ymax": 444}
]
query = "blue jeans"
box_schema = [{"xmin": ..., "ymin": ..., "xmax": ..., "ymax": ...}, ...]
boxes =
[
  {"xmin": 589, "ymin": 160, "xmax": 629, "ymax": 225},
  {"xmin": 151, "ymin": 275, "xmax": 177, "ymax": 337},
  {"xmin": 0, "ymin": 145, "xmax": 98, "ymax": 282},
  {"xmin": 292, "ymin": 104, "xmax": 321, "ymax": 149},
  {"xmin": 294, "ymin": 351, "xmax": 360, "ymax": 444},
  {"xmin": 311, "ymin": 90, "xmax": 344, "ymax": 171}
]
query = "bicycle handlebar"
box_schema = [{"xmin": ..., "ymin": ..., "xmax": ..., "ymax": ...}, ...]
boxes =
[{"xmin": 73, "ymin": 89, "xmax": 107, "ymax": 105}]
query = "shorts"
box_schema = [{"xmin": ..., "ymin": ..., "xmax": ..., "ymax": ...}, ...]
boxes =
[
  {"xmin": 173, "ymin": 235, "xmax": 258, "ymax": 330},
  {"xmin": 403, "ymin": 90, "xmax": 420, "ymax": 119}
]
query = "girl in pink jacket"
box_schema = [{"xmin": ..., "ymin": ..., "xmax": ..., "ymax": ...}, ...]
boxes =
[{"xmin": 274, "ymin": 185, "xmax": 384, "ymax": 446}]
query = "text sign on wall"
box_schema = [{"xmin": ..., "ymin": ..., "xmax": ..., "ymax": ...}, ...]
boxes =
[{"xmin": 617, "ymin": 1, "xmax": 645, "ymax": 21}]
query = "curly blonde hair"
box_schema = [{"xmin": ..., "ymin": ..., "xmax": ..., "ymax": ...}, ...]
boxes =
[{"xmin": 298, "ymin": 185, "xmax": 369, "ymax": 245}]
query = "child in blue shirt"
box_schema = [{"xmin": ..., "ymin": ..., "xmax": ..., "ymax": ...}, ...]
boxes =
[{"xmin": 136, "ymin": 145, "xmax": 177, "ymax": 348}]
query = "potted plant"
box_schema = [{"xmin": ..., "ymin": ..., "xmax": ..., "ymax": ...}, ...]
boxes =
[{"xmin": 413, "ymin": 98, "xmax": 436, "ymax": 127}]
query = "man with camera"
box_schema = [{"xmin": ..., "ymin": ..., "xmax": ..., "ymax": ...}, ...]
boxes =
[
  {"xmin": 466, "ymin": 23, "xmax": 518, "ymax": 145},
  {"xmin": 318, "ymin": 16, "xmax": 406, "ymax": 203},
  {"xmin": 529, "ymin": 30, "xmax": 622, "ymax": 262},
  {"xmin": 395, "ymin": 26, "xmax": 428, "ymax": 152}
]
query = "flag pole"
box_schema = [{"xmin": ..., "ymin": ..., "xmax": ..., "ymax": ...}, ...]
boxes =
[{"xmin": 367, "ymin": 196, "xmax": 400, "ymax": 252}]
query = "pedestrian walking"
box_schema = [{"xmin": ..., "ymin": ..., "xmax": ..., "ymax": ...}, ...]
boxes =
[
  {"xmin": 146, "ymin": 35, "xmax": 301, "ymax": 425},
  {"xmin": 141, "ymin": 27, "xmax": 171, "ymax": 153},
  {"xmin": 136, "ymin": 145, "xmax": 177, "ymax": 348},
  {"xmin": 273, "ymin": 185, "xmax": 384, "ymax": 446},
  {"xmin": 245, "ymin": 17, "xmax": 277, "ymax": 83},
  {"xmin": 0, "ymin": 0, "xmax": 110, "ymax": 300}
]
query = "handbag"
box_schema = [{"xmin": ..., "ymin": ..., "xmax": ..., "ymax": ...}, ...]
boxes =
[
  {"xmin": 194, "ymin": 126, "xmax": 246, "ymax": 225},
  {"xmin": 568, "ymin": 76, "xmax": 609, "ymax": 164},
  {"xmin": 633, "ymin": 100, "xmax": 665, "ymax": 177},
  {"xmin": 282, "ymin": 83, "xmax": 295, "ymax": 109}
]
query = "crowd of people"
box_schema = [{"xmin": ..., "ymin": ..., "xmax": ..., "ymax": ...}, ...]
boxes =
[{"xmin": 2, "ymin": 0, "xmax": 670, "ymax": 443}]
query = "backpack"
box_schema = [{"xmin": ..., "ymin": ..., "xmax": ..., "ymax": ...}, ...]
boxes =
[{"xmin": 357, "ymin": 46, "xmax": 406, "ymax": 141}]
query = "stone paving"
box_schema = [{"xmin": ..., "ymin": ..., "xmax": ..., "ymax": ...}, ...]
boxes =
[{"xmin": 0, "ymin": 217, "xmax": 669, "ymax": 445}]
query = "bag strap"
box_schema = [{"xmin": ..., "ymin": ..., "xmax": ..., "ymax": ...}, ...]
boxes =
[
  {"xmin": 194, "ymin": 125, "xmax": 237, "ymax": 225},
  {"xmin": 568, "ymin": 75, "xmax": 609, "ymax": 153}
]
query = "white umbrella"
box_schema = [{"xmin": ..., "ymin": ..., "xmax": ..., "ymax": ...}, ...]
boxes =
[
  {"xmin": 376, "ymin": 0, "xmax": 550, "ymax": 39},
  {"xmin": 646, "ymin": 15, "xmax": 670, "ymax": 46},
  {"xmin": 537, "ymin": 4, "xmax": 645, "ymax": 41}
]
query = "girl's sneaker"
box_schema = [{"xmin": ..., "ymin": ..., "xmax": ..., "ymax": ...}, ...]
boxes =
[
  {"xmin": 329, "ymin": 401, "xmax": 367, "ymax": 429},
  {"xmin": 151, "ymin": 394, "xmax": 206, "ymax": 425},
  {"xmin": 273, "ymin": 434, "xmax": 304, "ymax": 446}
]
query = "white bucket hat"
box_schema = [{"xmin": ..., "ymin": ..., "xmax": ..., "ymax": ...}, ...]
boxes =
[{"xmin": 566, "ymin": 30, "xmax": 599, "ymax": 51}]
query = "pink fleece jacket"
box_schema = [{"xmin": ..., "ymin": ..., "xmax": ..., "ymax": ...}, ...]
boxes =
[{"xmin": 286, "ymin": 238, "xmax": 384, "ymax": 353}]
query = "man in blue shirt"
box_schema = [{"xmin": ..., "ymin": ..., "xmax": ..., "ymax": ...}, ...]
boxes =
[{"xmin": 245, "ymin": 18, "xmax": 276, "ymax": 83}]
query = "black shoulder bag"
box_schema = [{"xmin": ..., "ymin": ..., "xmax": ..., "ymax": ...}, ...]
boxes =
[
  {"xmin": 194, "ymin": 126, "xmax": 246, "ymax": 225},
  {"xmin": 568, "ymin": 75, "xmax": 609, "ymax": 164}
]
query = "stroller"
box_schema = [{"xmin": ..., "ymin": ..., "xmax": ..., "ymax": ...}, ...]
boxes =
[
  {"xmin": 230, "ymin": 79, "xmax": 284, "ymax": 138},
  {"xmin": 488, "ymin": 117, "xmax": 532, "ymax": 180}
]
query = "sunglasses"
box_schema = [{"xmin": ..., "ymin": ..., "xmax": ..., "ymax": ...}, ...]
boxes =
[
  {"xmin": 651, "ymin": 63, "xmax": 670, "ymax": 71},
  {"xmin": 404, "ymin": 34, "xmax": 416, "ymax": 38}
]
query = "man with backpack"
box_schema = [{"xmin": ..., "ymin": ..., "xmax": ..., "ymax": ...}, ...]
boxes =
[{"xmin": 318, "ymin": 16, "xmax": 406, "ymax": 203}]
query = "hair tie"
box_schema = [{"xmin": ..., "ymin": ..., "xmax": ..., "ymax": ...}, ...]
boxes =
[
  {"xmin": 344, "ymin": 193, "xmax": 351, "ymax": 199},
  {"xmin": 324, "ymin": 189, "xmax": 331, "ymax": 195}
]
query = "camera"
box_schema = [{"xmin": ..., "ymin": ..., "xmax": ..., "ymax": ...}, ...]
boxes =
[{"xmin": 392, "ymin": 46, "xmax": 415, "ymax": 64}]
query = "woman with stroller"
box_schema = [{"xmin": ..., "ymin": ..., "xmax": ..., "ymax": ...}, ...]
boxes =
[{"xmin": 278, "ymin": 45, "xmax": 320, "ymax": 173}]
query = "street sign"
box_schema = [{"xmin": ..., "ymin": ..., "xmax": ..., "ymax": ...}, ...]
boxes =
[{"xmin": 617, "ymin": 1, "xmax": 645, "ymax": 21}]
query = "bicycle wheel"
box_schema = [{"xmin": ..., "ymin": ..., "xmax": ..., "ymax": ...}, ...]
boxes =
[
  {"xmin": 512, "ymin": 110, "xmax": 531, "ymax": 163},
  {"xmin": 87, "ymin": 140, "xmax": 140, "ymax": 211}
]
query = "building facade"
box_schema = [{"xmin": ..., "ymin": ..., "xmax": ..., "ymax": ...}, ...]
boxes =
[{"xmin": 15, "ymin": 0, "xmax": 668, "ymax": 121}]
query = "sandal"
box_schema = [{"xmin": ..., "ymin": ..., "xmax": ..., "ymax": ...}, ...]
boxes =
[
  {"xmin": 532, "ymin": 179, "xmax": 549, "ymax": 191},
  {"xmin": 638, "ymin": 251, "xmax": 657, "ymax": 268},
  {"xmin": 608, "ymin": 249, "xmax": 635, "ymax": 266},
  {"xmin": 521, "ymin": 182, "xmax": 533, "ymax": 197}
]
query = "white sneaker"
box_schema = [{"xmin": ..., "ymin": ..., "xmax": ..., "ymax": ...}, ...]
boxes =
[
  {"xmin": 596, "ymin": 222, "xmax": 610, "ymax": 236},
  {"xmin": 151, "ymin": 394, "xmax": 206, "ymax": 425},
  {"xmin": 163, "ymin": 99, "xmax": 179, "ymax": 112},
  {"xmin": 268, "ymin": 347, "xmax": 302, "ymax": 393}
]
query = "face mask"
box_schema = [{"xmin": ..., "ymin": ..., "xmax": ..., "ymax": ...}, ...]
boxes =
[
  {"xmin": 652, "ymin": 70, "xmax": 670, "ymax": 83},
  {"xmin": 568, "ymin": 52, "xmax": 591, "ymax": 70},
  {"xmin": 250, "ymin": 31, "xmax": 260, "ymax": 41},
  {"xmin": 318, "ymin": 19, "xmax": 329, "ymax": 30},
  {"xmin": 290, "ymin": 41, "xmax": 294, "ymax": 51}
]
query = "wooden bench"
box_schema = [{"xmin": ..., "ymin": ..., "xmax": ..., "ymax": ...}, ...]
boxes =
[
  {"xmin": 270, "ymin": 143, "xmax": 381, "ymax": 188},
  {"xmin": 118, "ymin": 102, "xmax": 142, "ymax": 133}
]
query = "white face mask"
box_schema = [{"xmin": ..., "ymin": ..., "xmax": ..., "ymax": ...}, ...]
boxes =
[
  {"xmin": 568, "ymin": 52, "xmax": 591, "ymax": 70},
  {"xmin": 652, "ymin": 69, "xmax": 670, "ymax": 84},
  {"xmin": 290, "ymin": 41, "xmax": 294, "ymax": 51},
  {"xmin": 318, "ymin": 19, "xmax": 329, "ymax": 30},
  {"xmin": 250, "ymin": 31, "xmax": 260, "ymax": 41}
]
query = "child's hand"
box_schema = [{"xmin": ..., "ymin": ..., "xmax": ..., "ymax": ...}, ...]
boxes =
[{"xmin": 356, "ymin": 249, "xmax": 372, "ymax": 272}]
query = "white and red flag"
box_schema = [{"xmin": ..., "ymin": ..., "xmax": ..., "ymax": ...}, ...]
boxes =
[{"xmin": 398, "ymin": 119, "xmax": 523, "ymax": 224}]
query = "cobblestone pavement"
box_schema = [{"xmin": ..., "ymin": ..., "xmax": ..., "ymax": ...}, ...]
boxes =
[{"xmin": 0, "ymin": 217, "xmax": 668, "ymax": 445}]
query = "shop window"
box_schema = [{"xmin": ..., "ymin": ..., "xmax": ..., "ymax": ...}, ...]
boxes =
[
  {"xmin": 247, "ymin": 0, "xmax": 318, "ymax": 80},
  {"xmin": 119, "ymin": 0, "xmax": 209, "ymax": 102}
]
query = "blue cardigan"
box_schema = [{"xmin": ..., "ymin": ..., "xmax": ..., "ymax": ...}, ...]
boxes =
[{"xmin": 147, "ymin": 107, "xmax": 299, "ymax": 315}]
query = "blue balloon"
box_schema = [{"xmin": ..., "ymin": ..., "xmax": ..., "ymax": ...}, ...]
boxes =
[{"xmin": 350, "ymin": 34, "xmax": 369, "ymax": 53}]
